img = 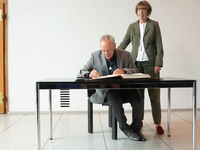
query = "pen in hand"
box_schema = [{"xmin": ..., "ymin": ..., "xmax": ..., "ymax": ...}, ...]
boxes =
[
  {"xmin": 90, "ymin": 67, "xmax": 99, "ymax": 78},
  {"xmin": 93, "ymin": 67, "xmax": 99, "ymax": 77}
]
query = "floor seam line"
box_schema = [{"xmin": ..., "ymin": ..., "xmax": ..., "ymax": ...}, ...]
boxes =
[
  {"xmin": 144, "ymin": 122, "xmax": 173, "ymax": 150},
  {"xmin": 171, "ymin": 112, "xmax": 199, "ymax": 128},
  {"xmin": 0, "ymin": 113, "xmax": 27, "ymax": 134},
  {"xmin": 42, "ymin": 113, "xmax": 64, "ymax": 150},
  {"xmin": 99, "ymin": 112, "xmax": 108, "ymax": 150}
]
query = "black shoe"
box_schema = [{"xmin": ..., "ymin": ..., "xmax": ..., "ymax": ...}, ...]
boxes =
[
  {"xmin": 135, "ymin": 131, "xmax": 146, "ymax": 141},
  {"xmin": 123, "ymin": 129, "xmax": 140, "ymax": 141}
]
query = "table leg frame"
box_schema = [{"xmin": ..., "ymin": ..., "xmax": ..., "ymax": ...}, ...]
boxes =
[
  {"xmin": 36, "ymin": 83, "xmax": 41, "ymax": 150},
  {"xmin": 193, "ymin": 81, "xmax": 197, "ymax": 150},
  {"xmin": 49, "ymin": 89, "xmax": 53, "ymax": 140},
  {"xmin": 36, "ymin": 81, "xmax": 197, "ymax": 150},
  {"xmin": 167, "ymin": 88, "xmax": 171, "ymax": 137}
]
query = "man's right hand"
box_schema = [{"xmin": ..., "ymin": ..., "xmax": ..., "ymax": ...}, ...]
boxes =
[{"xmin": 89, "ymin": 69, "xmax": 100, "ymax": 78}]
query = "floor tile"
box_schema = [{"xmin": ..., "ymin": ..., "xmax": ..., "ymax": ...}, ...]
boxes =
[{"xmin": 0, "ymin": 110, "xmax": 199, "ymax": 150}]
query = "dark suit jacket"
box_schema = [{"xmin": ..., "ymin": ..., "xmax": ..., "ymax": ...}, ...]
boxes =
[
  {"xmin": 81, "ymin": 49, "xmax": 138, "ymax": 104},
  {"xmin": 118, "ymin": 18, "xmax": 164, "ymax": 67}
]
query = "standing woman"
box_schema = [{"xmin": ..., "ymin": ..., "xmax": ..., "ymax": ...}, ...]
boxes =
[{"xmin": 117, "ymin": 1, "xmax": 164, "ymax": 135}]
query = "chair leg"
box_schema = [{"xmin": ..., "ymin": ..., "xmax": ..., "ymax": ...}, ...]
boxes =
[
  {"xmin": 112, "ymin": 107, "xmax": 117, "ymax": 140},
  {"xmin": 88, "ymin": 97, "xmax": 117, "ymax": 139},
  {"xmin": 109, "ymin": 105, "xmax": 112, "ymax": 127},
  {"xmin": 88, "ymin": 98, "xmax": 93, "ymax": 133}
]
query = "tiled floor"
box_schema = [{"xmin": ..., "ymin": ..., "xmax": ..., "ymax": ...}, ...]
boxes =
[{"xmin": 0, "ymin": 110, "xmax": 199, "ymax": 150}]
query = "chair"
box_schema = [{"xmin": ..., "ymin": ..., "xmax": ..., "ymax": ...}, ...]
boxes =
[{"xmin": 87, "ymin": 90, "xmax": 117, "ymax": 140}]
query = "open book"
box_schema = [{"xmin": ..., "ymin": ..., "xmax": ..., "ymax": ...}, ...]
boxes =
[{"xmin": 92, "ymin": 73, "xmax": 151, "ymax": 80}]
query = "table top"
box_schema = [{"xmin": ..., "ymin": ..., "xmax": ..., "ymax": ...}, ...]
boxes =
[
  {"xmin": 37, "ymin": 77, "xmax": 195, "ymax": 82},
  {"xmin": 37, "ymin": 77, "xmax": 196, "ymax": 90}
]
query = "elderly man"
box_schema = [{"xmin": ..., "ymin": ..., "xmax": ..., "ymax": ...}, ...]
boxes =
[{"xmin": 81, "ymin": 34, "xmax": 146, "ymax": 141}]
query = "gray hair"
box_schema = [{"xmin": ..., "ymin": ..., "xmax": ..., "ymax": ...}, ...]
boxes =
[{"xmin": 100, "ymin": 34, "xmax": 115, "ymax": 46}]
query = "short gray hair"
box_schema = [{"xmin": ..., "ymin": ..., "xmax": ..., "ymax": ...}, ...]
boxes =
[{"xmin": 100, "ymin": 34, "xmax": 115, "ymax": 46}]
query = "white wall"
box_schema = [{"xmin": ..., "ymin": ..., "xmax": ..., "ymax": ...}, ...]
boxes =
[{"xmin": 8, "ymin": 0, "xmax": 200, "ymax": 112}]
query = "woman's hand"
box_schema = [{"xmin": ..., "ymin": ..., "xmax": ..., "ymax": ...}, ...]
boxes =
[{"xmin": 154, "ymin": 66, "xmax": 161, "ymax": 74}]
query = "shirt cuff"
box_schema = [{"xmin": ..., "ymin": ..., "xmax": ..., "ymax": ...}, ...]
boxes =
[{"xmin": 84, "ymin": 73, "xmax": 90, "ymax": 78}]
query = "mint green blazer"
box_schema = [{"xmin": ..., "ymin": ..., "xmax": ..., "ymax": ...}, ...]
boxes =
[{"xmin": 118, "ymin": 18, "xmax": 164, "ymax": 67}]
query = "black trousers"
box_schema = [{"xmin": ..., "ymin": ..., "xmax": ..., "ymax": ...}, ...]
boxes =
[{"xmin": 106, "ymin": 89, "xmax": 142, "ymax": 132}]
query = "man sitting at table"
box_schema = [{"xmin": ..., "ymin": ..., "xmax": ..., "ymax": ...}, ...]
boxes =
[{"xmin": 80, "ymin": 34, "xmax": 146, "ymax": 141}]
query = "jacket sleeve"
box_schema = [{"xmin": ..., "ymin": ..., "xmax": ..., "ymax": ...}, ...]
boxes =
[
  {"xmin": 123, "ymin": 52, "xmax": 139, "ymax": 74},
  {"xmin": 117, "ymin": 25, "xmax": 131, "ymax": 50},
  {"xmin": 78, "ymin": 53, "xmax": 94, "ymax": 77},
  {"xmin": 154, "ymin": 22, "xmax": 164, "ymax": 67}
]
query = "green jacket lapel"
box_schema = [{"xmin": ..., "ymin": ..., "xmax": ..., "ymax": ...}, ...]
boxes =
[
  {"xmin": 133, "ymin": 20, "xmax": 140, "ymax": 36},
  {"xmin": 144, "ymin": 18, "xmax": 153, "ymax": 36}
]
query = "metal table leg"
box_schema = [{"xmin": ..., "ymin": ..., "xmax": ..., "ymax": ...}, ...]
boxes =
[
  {"xmin": 193, "ymin": 81, "xmax": 197, "ymax": 150},
  {"xmin": 168, "ymin": 88, "xmax": 171, "ymax": 137},
  {"xmin": 36, "ymin": 83, "xmax": 41, "ymax": 150},
  {"xmin": 49, "ymin": 89, "xmax": 53, "ymax": 140}
]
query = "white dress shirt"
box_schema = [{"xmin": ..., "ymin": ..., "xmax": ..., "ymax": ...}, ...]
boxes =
[{"xmin": 136, "ymin": 23, "xmax": 149, "ymax": 61}]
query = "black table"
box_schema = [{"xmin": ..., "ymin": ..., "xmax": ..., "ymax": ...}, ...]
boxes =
[{"xmin": 36, "ymin": 77, "xmax": 197, "ymax": 150}]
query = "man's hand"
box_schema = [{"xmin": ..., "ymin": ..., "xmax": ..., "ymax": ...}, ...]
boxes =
[
  {"xmin": 154, "ymin": 66, "xmax": 161, "ymax": 74},
  {"xmin": 89, "ymin": 69, "xmax": 100, "ymax": 78},
  {"xmin": 113, "ymin": 69, "xmax": 125, "ymax": 75}
]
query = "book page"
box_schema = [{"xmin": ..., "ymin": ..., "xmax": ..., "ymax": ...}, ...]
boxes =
[
  {"xmin": 92, "ymin": 73, "xmax": 150, "ymax": 79},
  {"xmin": 121, "ymin": 73, "xmax": 151, "ymax": 79},
  {"xmin": 92, "ymin": 74, "xmax": 122, "ymax": 79}
]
